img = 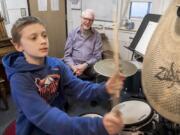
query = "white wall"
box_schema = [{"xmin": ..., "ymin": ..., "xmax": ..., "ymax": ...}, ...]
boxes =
[
  {"xmin": 3, "ymin": 0, "xmax": 172, "ymax": 59},
  {"xmin": 4, "ymin": 0, "xmax": 172, "ymax": 37},
  {"xmin": 66, "ymin": 0, "xmax": 81, "ymax": 33},
  {"xmin": 5, "ymin": 0, "xmax": 29, "ymax": 37},
  {"xmin": 151, "ymin": 0, "xmax": 172, "ymax": 14},
  {"xmin": 67, "ymin": 0, "xmax": 172, "ymax": 33}
]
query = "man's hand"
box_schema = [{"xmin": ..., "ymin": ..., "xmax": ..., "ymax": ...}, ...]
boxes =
[
  {"xmin": 70, "ymin": 65, "xmax": 78, "ymax": 74},
  {"xmin": 75, "ymin": 63, "xmax": 88, "ymax": 76},
  {"xmin": 103, "ymin": 112, "xmax": 124, "ymax": 135}
]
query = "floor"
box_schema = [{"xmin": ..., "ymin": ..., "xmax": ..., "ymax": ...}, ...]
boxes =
[{"xmin": 0, "ymin": 96, "xmax": 16, "ymax": 135}]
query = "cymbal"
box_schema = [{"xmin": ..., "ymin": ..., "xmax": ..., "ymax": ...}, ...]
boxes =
[
  {"xmin": 94, "ymin": 59, "xmax": 137, "ymax": 77},
  {"xmin": 142, "ymin": 0, "xmax": 180, "ymax": 124}
]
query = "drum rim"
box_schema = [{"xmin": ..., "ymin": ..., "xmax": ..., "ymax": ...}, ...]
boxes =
[
  {"xmin": 115, "ymin": 99, "xmax": 154, "ymax": 128},
  {"xmin": 80, "ymin": 112, "xmax": 103, "ymax": 118}
]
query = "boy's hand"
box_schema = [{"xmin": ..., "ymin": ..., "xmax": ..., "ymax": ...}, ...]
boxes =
[
  {"xmin": 103, "ymin": 112, "xmax": 124, "ymax": 135},
  {"xmin": 105, "ymin": 72, "xmax": 125, "ymax": 96}
]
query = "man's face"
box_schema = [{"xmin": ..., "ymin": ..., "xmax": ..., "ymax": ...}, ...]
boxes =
[{"xmin": 81, "ymin": 15, "xmax": 94, "ymax": 30}]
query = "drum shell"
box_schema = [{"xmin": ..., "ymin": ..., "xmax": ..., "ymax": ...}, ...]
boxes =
[{"xmin": 122, "ymin": 70, "xmax": 145, "ymax": 100}]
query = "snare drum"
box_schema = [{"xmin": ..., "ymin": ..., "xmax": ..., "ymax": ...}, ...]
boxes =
[{"xmin": 112, "ymin": 100, "xmax": 155, "ymax": 132}]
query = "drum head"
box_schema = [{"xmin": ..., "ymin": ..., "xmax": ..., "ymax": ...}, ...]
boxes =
[
  {"xmin": 94, "ymin": 59, "xmax": 137, "ymax": 77},
  {"xmin": 81, "ymin": 113, "xmax": 102, "ymax": 118},
  {"xmin": 112, "ymin": 100, "xmax": 152, "ymax": 126}
]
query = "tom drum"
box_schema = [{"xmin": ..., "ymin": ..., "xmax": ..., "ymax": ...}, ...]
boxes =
[{"xmin": 112, "ymin": 100, "xmax": 158, "ymax": 134}]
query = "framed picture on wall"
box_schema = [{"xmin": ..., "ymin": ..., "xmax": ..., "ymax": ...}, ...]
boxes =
[
  {"xmin": 71, "ymin": 0, "xmax": 81, "ymax": 10},
  {"xmin": 0, "ymin": 0, "xmax": 9, "ymax": 24}
]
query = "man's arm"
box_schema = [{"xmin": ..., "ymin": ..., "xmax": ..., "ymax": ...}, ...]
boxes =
[{"xmin": 63, "ymin": 32, "xmax": 75, "ymax": 67}]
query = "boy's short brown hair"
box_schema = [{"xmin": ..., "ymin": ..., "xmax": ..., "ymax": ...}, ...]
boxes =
[{"xmin": 11, "ymin": 16, "xmax": 45, "ymax": 43}]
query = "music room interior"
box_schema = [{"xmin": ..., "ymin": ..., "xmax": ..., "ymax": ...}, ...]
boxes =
[{"xmin": 0, "ymin": 0, "xmax": 180, "ymax": 135}]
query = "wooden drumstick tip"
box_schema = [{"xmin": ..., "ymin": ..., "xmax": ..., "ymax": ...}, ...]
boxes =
[{"xmin": 111, "ymin": 96, "xmax": 120, "ymax": 107}]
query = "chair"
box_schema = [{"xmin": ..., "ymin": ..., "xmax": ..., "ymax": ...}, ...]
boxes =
[
  {"xmin": 3, "ymin": 120, "xmax": 16, "ymax": 135},
  {"xmin": 101, "ymin": 33, "xmax": 113, "ymax": 59}
]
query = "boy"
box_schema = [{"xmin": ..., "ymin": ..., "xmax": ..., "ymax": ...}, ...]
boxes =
[{"xmin": 3, "ymin": 16, "xmax": 124, "ymax": 135}]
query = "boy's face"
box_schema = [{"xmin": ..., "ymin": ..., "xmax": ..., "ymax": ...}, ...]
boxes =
[{"xmin": 15, "ymin": 23, "xmax": 49, "ymax": 64}]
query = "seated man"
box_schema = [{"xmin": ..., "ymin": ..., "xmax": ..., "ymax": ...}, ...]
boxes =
[{"xmin": 64, "ymin": 9, "xmax": 102, "ymax": 80}]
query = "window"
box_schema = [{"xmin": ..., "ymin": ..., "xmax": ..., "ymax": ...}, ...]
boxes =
[{"xmin": 129, "ymin": 1, "xmax": 152, "ymax": 19}]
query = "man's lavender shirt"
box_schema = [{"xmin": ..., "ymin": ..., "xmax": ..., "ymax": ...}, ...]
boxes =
[{"xmin": 64, "ymin": 26, "xmax": 102, "ymax": 66}]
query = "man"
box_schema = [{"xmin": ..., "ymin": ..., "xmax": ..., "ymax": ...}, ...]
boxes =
[{"xmin": 64, "ymin": 9, "xmax": 102, "ymax": 80}]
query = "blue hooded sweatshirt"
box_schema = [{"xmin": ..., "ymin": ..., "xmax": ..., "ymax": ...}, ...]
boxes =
[{"xmin": 2, "ymin": 52, "xmax": 110, "ymax": 135}]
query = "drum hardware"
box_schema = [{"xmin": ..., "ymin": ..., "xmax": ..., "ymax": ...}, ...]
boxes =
[
  {"xmin": 158, "ymin": 117, "xmax": 180, "ymax": 135},
  {"xmin": 121, "ymin": 88, "xmax": 145, "ymax": 101},
  {"xmin": 142, "ymin": 0, "xmax": 180, "ymax": 124},
  {"xmin": 120, "ymin": 88, "xmax": 132, "ymax": 102},
  {"xmin": 122, "ymin": 88, "xmax": 128, "ymax": 97},
  {"xmin": 138, "ymin": 88, "xmax": 143, "ymax": 99}
]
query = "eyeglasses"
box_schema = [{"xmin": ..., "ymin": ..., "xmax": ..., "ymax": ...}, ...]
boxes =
[{"xmin": 82, "ymin": 17, "xmax": 94, "ymax": 22}]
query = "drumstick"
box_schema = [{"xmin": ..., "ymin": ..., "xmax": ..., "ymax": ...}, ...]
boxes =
[{"xmin": 111, "ymin": 11, "xmax": 123, "ymax": 108}]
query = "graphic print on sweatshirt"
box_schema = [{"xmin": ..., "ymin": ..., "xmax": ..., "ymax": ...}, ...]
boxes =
[{"xmin": 35, "ymin": 74, "xmax": 60, "ymax": 103}]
